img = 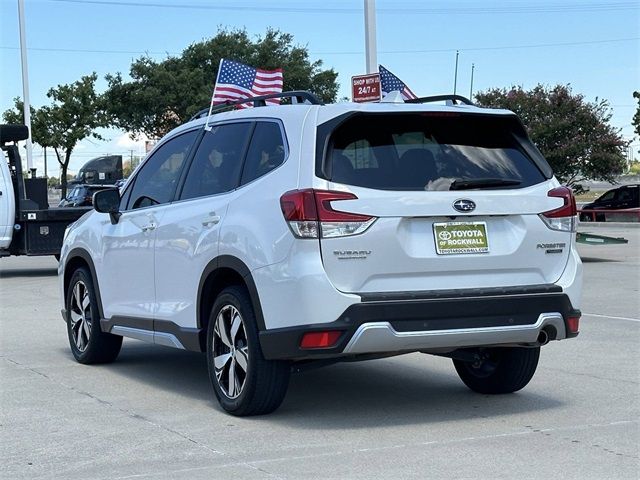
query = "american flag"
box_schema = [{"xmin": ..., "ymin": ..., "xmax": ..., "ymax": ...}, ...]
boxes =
[
  {"xmin": 211, "ymin": 59, "xmax": 283, "ymax": 108},
  {"xmin": 379, "ymin": 65, "xmax": 417, "ymax": 101}
]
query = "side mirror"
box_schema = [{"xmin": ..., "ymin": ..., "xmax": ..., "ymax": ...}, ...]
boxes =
[{"xmin": 93, "ymin": 188, "xmax": 121, "ymax": 224}]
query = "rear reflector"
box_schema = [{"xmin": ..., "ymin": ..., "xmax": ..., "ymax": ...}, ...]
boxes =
[
  {"xmin": 300, "ymin": 331, "xmax": 342, "ymax": 349},
  {"xmin": 539, "ymin": 186, "xmax": 577, "ymax": 232},
  {"xmin": 280, "ymin": 189, "xmax": 376, "ymax": 239},
  {"xmin": 566, "ymin": 315, "xmax": 580, "ymax": 334}
]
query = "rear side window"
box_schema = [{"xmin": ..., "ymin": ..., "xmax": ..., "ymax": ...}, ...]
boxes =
[
  {"xmin": 326, "ymin": 114, "xmax": 546, "ymax": 191},
  {"xmin": 599, "ymin": 191, "xmax": 615, "ymax": 202},
  {"xmin": 240, "ymin": 122, "xmax": 286, "ymax": 185},
  {"xmin": 180, "ymin": 122, "xmax": 253, "ymax": 200},
  {"xmin": 128, "ymin": 130, "xmax": 198, "ymax": 209}
]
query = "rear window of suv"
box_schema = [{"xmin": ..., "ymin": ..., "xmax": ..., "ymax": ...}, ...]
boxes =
[{"xmin": 323, "ymin": 113, "xmax": 547, "ymax": 191}]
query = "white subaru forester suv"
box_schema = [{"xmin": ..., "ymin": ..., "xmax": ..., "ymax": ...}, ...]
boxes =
[{"xmin": 59, "ymin": 92, "xmax": 582, "ymax": 416}]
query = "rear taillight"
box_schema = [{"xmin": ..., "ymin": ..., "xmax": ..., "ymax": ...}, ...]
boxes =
[
  {"xmin": 300, "ymin": 330, "xmax": 342, "ymax": 349},
  {"xmin": 539, "ymin": 186, "xmax": 577, "ymax": 232},
  {"xmin": 566, "ymin": 314, "xmax": 580, "ymax": 334},
  {"xmin": 280, "ymin": 189, "xmax": 376, "ymax": 239}
]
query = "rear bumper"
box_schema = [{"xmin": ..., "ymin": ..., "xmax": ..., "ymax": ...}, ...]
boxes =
[{"xmin": 259, "ymin": 287, "xmax": 580, "ymax": 360}]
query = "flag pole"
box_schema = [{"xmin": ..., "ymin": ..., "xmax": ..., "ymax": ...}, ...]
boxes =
[
  {"xmin": 453, "ymin": 50, "xmax": 459, "ymax": 95},
  {"xmin": 469, "ymin": 63, "xmax": 475, "ymax": 99},
  {"xmin": 204, "ymin": 58, "xmax": 224, "ymax": 131}
]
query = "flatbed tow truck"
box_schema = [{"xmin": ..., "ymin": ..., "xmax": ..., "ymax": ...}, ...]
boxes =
[{"xmin": 1, "ymin": 124, "xmax": 89, "ymax": 259}]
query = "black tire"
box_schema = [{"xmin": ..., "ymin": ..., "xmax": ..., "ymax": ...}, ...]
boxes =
[
  {"xmin": 206, "ymin": 286, "xmax": 290, "ymax": 416},
  {"xmin": 453, "ymin": 346, "xmax": 540, "ymax": 394},
  {"xmin": 65, "ymin": 267, "xmax": 122, "ymax": 364}
]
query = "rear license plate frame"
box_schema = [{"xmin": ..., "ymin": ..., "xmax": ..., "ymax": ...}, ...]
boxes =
[{"xmin": 433, "ymin": 221, "xmax": 490, "ymax": 255}]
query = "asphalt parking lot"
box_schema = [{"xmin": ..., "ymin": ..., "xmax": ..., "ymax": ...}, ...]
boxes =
[{"xmin": 1, "ymin": 227, "xmax": 638, "ymax": 479}]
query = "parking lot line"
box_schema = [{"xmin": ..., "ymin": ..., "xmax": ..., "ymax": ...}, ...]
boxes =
[{"xmin": 582, "ymin": 312, "xmax": 640, "ymax": 322}]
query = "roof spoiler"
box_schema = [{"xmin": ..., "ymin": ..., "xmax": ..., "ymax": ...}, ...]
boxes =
[{"xmin": 405, "ymin": 94, "xmax": 474, "ymax": 106}]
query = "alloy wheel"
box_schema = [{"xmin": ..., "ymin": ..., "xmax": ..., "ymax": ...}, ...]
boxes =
[
  {"xmin": 212, "ymin": 305, "xmax": 249, "ymax": 399},
  {"xmin": 69, "ymin": 280, "xmax": 92, "ymax": 352}
]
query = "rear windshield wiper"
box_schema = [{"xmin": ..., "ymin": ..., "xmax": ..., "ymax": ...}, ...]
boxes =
[{"xmin": 449, "ymin": 178, "xmax": 522, "ymax": 190}]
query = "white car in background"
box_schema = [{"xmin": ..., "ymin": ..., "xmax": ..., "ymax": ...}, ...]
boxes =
[{"xmin": 59, "ymin": 92, "xmax": 582, "ymax": 416}]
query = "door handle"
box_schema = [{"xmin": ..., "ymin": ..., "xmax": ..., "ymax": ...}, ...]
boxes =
[
  {"xmin": 202, "ymin": 213, "xmax": 221, "ymax": 227},
  {"xmin": 141, "ymin": 222, "xmax": 157, "ymax": 232}
]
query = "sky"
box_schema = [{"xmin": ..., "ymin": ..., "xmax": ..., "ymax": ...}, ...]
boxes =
[{"xmin": 1, "ymin": 0, "xmax": 638, "ymax": 177}]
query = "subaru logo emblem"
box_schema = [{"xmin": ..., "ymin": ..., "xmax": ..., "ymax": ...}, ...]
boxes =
[{"xmin": 453, "ymin": 199, "xmax": 476, "ymax": 213}]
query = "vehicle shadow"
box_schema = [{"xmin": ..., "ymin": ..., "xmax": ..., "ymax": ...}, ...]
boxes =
[
  {"xmin": 268, "ymin": 358, "xmax": 564, "ymax": 430},
  {"xmin": 109, "ymin": 344, "xmax": 211, "ymax": 402},
  {"xmin": 0, "ymin": 267, "xmax": 58, "ymax": 278},
  {"xmin": 580, "ymin": 256, "xmax": 620, "ymax": 263},
  {"xmin": 107, "ymin": 344, "xmax": 563, "ymax": 429}
]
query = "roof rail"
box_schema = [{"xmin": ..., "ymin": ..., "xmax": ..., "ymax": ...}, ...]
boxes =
[
  {"xmin": 189, "ymin": 90, "xmax": 323, "ymax": 121},
  {"xmin": 405, "ymin": 94, "xmax": 474, "ymax": 106}
]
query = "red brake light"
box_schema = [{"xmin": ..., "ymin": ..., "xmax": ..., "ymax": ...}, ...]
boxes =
[
  {"xmin": 543, "ymin": 186, "xmax": 577, "ymax": 218},
  {"xmin": 566, "ymin": 315, "xmax": 580, "ymax": 334},
  {"xmin": 280, "ymin": 189, "xmax": 376, "ymax": 238},
  {"xmin": 300, "ymin": 331, "xmax": 342, "ymax": 349},
  {"xmin": 280, "ymin": 189, "xmax": 317, "ymax": 221},
  {"xmin": 314, "ymin": 190, "xmax": 373, "ymax": 222}
]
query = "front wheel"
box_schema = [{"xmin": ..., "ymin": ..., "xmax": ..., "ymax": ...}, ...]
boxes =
[
  {"xmin": 453, "ymin": 346, "xmax": 540, "ymax": 394},
  {"xmin": 65, "ymin": 267, "xmax": 122, "ymax": 364},
  {"xmin": 207, "ymin": 286, "xmax": 290, "ymax": 416}
]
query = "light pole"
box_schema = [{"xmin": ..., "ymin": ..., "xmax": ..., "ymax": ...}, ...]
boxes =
[
  {"xmin": 18, "ymin": 0, "xmax": 34, "ymax": 175},
  {"xmin": 364, "ymin": 0, "xmax": 377, "ymax": 74}
]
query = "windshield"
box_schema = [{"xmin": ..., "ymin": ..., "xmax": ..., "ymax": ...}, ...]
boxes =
[{"xmin": 325, "ymin": 113, "xmax": 546, "ymax": 191}]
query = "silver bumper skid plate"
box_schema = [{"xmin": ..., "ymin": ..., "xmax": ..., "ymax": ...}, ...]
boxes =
[{"xmin": 342, "ymin": 313, "xmax": 566, "ymax": 354}]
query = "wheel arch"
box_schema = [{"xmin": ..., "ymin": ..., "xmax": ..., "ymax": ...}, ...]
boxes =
[
  {"xmin": 64, "ymin": 248, "xmax": 105, "ymax": 320},
  {"xmin": 197, "ymin": 255, "xmax": 266, "ymax": 351}
]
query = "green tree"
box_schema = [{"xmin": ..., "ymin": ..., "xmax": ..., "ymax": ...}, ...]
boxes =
[
  {"xmin": 475, "ymin": 84, "xmax": 628, "ymax": 193},
  {"xmin": 104, "ymin": 28, "xmax": 339, "ymax": 139},
  {"xmin": 47, "ymin": 176, "xmax": 60, "ymax": 188},
  {"xmin": 633, "ymin": 91, "xmax": 640, "ymax": 138},
  {"xmin": 3, "ymin": 74, "xmax": 107, "ymax": 198},
  {"xmin": 2, "ymin": 100, "xmax": 58, "ymax": 165}
]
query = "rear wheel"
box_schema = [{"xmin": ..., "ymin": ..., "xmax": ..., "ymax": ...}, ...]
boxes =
[
  {"xmin": 207, "ymin": 286, "xmax": 290, "ymax": 416},
  {"xmin": 453, "ymin": 346, "xmax": 540, "ymax": 394},
  {"xmin": 65, "ymin": 267, "xmax": 122, "ymax": 364}
]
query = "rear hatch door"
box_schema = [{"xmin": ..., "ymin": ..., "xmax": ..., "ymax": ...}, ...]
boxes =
[{"xmin": 315, "ymin": 111, "xmax": 574, "ymax": 294}]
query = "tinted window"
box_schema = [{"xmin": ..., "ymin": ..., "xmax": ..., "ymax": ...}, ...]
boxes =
[
  {"xmin": 240, "ymin": 122, "xmax": 286, "ymax": 185},
  {"xmin": 128, "ymin": 130, "xmax": 197, "ymax": 209},
  {"xmin": 615, "ymin": 189, "xmax": 632, "ymax": 202},
  {"xmin": 180, "ymin": 123, "xmax": 252, "ymax": 200},
  {"xmin": 119, "ymin": 183, "xmax": 132, "ymax": 211},
  {"xmin": 599, "ymin": 191, "xmax": 615, "ymax": 202},
  {"xmin": 327, "ymin": 114, "xmax": 546, "ymax": 191}
]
